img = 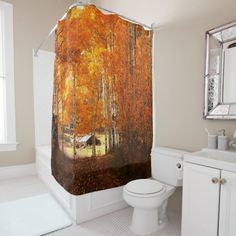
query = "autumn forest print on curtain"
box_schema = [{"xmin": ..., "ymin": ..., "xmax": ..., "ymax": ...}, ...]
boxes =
[{"xmin": 52, "ymin": 5, "xmax": 153, "ymax": 195}]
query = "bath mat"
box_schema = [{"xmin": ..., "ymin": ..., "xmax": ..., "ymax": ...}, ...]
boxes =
[{"xmin": 0, "ymin": 194, "xmax": 72, "ymax": 236}]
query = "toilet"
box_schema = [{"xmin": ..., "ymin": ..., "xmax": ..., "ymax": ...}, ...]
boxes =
[{"xmin": 123, "ymin": 147, "xmax": 187, "ymax": 235}]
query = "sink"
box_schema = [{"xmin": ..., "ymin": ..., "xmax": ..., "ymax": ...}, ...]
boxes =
[
  {"xmin": 184, "ymin": 148, "xmax": 236, "ymax": 172},
  {"xmin": 194, "ymin": 149, "xmax": 236, "ymax": 162}
]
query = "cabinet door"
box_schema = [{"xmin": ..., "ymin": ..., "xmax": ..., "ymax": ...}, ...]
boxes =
[
  {"xmin": 181, "ymin": 162, "xmax": 220, "ymax": 236},
  {"xmin": 219, "ymin": 170, "xmax": 236, "ymax": 236}
]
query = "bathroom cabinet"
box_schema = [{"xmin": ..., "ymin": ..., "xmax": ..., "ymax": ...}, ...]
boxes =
[{"xmin": 181, "ymin": 162, "xmax": 236, "ymax": 236}]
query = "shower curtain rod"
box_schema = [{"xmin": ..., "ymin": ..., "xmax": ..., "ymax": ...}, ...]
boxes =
[{"xmin": 34, "ymin": 2, "xmax": 153, "ymax": 56}]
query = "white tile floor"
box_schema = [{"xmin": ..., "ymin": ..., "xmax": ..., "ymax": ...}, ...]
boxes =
[
  {"xmin": 0, "ymin": 176, "xmax": 181, "ymax": 236},
  {"xmin": 47, "ymin": 207, "xmax": 181, "ymax": 236}
]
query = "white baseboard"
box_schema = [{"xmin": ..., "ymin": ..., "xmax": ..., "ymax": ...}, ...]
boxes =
[{"xmin": 0, "ymin": 163, "xmax": 37, "ymax": 180}]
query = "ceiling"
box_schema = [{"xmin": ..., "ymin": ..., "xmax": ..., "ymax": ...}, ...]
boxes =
[{"xmin": 93, "ymin": 0, "xmax": 236, "ymax": 27}]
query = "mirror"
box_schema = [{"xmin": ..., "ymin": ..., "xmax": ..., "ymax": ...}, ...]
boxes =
[
  {"xmin": 204, "ymin": 21, "xmax": 236, "ymax": 119},
  {"xmin": 223, "ymin": 44, "xmax": 236, "ymax": 103}
]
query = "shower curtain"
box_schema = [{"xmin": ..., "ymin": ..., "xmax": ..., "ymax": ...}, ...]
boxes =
[{"xmin": 51, "ymin": 5, "xmax": 153, "ymax": 195}]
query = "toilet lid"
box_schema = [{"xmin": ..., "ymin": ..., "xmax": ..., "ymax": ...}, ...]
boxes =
[{"xmin": 125, "ymin": 179, "xmax": 164, "ymax": 195}]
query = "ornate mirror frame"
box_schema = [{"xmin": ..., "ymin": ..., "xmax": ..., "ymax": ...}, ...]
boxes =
[{"xmin": 204, "ymin": 21, "xmax": 236, "ymax": 119}]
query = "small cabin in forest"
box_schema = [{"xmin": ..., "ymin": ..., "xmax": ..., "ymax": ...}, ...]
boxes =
[{"xmin": 78, "ymin": 134, "xmax": 101, "ymax": 147}]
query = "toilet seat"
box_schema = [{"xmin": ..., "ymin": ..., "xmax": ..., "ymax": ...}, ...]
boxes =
[{"xmin": 124, "ymin": 179, "xmax": 165, "ymax": 196}]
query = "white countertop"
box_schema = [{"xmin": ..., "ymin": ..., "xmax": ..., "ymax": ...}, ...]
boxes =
[{"xmin": 184, "ymin": 148, "xmax": 236, "ymax": 173}]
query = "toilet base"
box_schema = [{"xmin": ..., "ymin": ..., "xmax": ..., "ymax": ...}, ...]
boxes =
[{"xmin": 130, "ymin": 207, "xmax": 162, "ymax": 235}]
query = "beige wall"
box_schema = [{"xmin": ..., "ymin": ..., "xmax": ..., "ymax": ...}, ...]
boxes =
[
  {"xmin": 94, "ymin": 0, "xmax": 236, "ymax": 152},
  {"xmin": 0, "ymin": 0, "xmax": 72, "ymax": 166},
  {"xmin": 155, "ymin": 18, "xmax": 236, "ymax": 152}
]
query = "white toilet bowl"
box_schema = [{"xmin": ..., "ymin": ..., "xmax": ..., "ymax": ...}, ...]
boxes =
[{"xmin": 123, "ymin": 179, "xmax": 175, "ymax": 235}]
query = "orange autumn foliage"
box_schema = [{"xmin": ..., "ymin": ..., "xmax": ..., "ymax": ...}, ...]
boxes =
[{"xmin": 53, "ymin": 5, "xmax": 152, "ymax": 158}]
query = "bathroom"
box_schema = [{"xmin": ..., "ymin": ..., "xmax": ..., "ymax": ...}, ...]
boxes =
[{"xmin": 0, "ymin": 0, "xmax": 236, "ymax": 235}]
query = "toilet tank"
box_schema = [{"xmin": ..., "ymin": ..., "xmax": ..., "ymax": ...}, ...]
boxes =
[{"xmin": 151, "ymin": 147, "xmax": 188, "ymax": 186}]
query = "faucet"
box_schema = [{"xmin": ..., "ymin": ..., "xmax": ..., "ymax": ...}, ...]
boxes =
[
  {"xmin": 229, "ymin": 130, "xmax": 236, "ymax": 149},
  {"xmin": 218, "ymin": 129, "xmax": 226, "ymax": 136}
]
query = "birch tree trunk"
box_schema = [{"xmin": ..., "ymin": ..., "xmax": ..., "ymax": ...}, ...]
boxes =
[
  {"xmin": 61, "ymin": 100, "xmax": 64, "ymax": 152},
  {"xmin": 103, "ymin": 75, "xmax": 108, "ymax": 153},
  {"xmin": 92, "ymin": 86, "xmax": 99, "ymax": 157},
  {"xmin": 73, "ymin": 72, "xmax": 77, "ymax": 159}
]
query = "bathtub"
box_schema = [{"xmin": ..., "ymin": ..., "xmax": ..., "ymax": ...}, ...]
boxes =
[{"xmin": 36, "ymin": 145, "xmax": 127, "ymax": 224}]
